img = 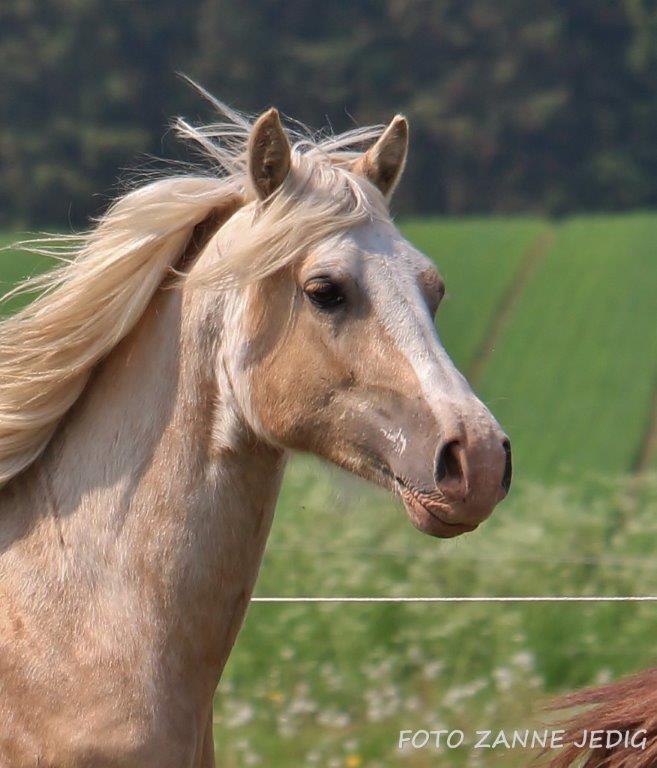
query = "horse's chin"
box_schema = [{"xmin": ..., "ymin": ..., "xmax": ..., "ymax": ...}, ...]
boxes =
[{"xmin": 396, "ymin": 481, "xmax": 479, "ymax": 539}]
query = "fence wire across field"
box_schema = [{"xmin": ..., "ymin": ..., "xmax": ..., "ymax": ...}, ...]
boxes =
[{"xmin": 252, "ymin": 596, "xmax": 657, "ymax": 603}]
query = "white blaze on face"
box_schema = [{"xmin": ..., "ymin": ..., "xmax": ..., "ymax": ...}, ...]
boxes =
[{"xmin": 351, "ymin": 220, "xmax": 498, "ymax": 437}]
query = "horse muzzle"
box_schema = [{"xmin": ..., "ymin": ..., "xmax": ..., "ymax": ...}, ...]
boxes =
[{"xmin": 393, "ymin": 429, "xmax": 512, "ymax": 538}]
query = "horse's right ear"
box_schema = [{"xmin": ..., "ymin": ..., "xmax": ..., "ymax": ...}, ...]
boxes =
[{"xmin": 248, "ymin": 108, "xmax": 291, "ymax": 200}]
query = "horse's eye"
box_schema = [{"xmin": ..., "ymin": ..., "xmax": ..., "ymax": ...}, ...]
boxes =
[{"xmin": 304, "ymin": 279, "xmax": 345, "ymax": 310}]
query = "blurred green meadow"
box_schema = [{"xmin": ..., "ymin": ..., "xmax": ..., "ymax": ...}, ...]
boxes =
[
  {"xmin": 221, "ymin": 465, "xmax": 657, "ymax": 768},
  {"xmin": 3, "ymin": 216, "xmax": 657, "ymax": 766}
]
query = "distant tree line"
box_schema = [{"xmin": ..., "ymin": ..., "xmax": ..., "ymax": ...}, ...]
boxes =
[{"xmin": 2, "ymin": 0, "xmax": 657, "ymax": 225}]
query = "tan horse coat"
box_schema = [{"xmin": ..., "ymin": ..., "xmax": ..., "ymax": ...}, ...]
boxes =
[{"xmin": 0, "ymin": 98, "xmax": 510, "ymax": 766}]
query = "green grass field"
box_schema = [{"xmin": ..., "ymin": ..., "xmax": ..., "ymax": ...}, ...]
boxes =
[
  {"xmin": 475, "ymin": 214, "xmax": 657, "ymax": 479},
  {"xmin": 2, "ymin": 215, "xmax": 657, "ymax": 766}
]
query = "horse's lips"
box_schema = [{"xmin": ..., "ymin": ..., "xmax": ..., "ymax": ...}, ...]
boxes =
[{"xmin": 396, "ymin": 480, "xmax": 478, "ymax": 538}]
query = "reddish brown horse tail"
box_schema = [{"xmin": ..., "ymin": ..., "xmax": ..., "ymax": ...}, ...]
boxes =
[{"xmin": 546, "ymin": 668, "xmax": 657, "ymax": 767}]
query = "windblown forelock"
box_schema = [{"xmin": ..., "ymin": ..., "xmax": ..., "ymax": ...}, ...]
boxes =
[{"xmin": 186, "ymin": 148, "xmax": 389, "ymax": 291}]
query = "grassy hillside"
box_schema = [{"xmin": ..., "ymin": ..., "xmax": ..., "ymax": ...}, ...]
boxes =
[{"xmin": 476, "ymin": 214, "xmax": 657, "ymax": 479}]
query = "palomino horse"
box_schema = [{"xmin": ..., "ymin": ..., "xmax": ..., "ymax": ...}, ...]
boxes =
[{"xmin": 0, "ymin": 93, "xmax": 511, "ymax": 766}]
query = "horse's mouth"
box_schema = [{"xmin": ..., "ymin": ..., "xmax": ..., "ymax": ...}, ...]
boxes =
[{"xmin": 394, "ymin": 477, "xmax": 478, "ymax": 539}]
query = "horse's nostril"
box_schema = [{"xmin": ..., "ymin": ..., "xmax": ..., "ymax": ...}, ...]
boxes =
[
  {"xmin": 501, "ymin": 439, "xmax": 512, "ymax": 493},
  {"xmin": 435, "ymin": 439, "xmax": 463, "ymax": 485}
]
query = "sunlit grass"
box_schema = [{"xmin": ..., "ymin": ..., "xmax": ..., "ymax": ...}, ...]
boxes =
[{"xmin": 477, "ymin": 214, "xmax": 657, "ymax": 479}]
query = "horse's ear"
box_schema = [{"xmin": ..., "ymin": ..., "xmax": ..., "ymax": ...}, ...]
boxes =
[
  {"xmin": 354, "ymin": 115, "xmax": 409, "ymax": 199},
  {"xmin": 248, "ymin": 108, "xmax": 291, "ymax": 200}
]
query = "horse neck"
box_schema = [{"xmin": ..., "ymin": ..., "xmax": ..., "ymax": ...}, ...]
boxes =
[{"xmin": 9, "ymin": 278, "xmax": 286, "ymax": 683}]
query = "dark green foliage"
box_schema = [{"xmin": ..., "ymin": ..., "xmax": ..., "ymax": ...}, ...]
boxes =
[{"xmin": 2, "ymin": 0, "xmax": 657, "ymax": 225}]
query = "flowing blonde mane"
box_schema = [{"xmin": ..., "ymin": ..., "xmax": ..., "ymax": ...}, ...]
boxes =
[{"xmin": 0, "ymin": 88, "xmax": 388, "ymax": 486}]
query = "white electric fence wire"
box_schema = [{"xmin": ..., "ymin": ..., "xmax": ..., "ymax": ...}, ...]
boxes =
[{"xmin": 251, "ymin": 596, "xmax": 657, "ymax": 603}]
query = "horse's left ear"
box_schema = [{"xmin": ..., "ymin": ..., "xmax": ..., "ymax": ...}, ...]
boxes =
[
  {"xmin": 248, "ymin": 107, "xmax": 292, "ymax": 200},
  {"xmin": 354, "ymin": 115, "xmax": 409, "ymax": 199}
]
